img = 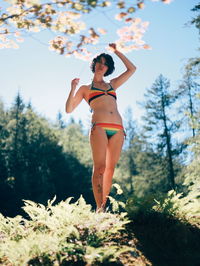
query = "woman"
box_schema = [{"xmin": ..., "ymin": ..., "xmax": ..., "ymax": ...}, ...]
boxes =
[{"xmin": 66, "ymin": 43, "xmax": 136, "ymax": 212}]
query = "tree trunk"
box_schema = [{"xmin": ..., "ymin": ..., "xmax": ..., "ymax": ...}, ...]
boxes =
[
  {"xmin": 161, "ymin": 94, "xmax": 175, "ymax": 190},
  {"xmin": 188, "ymin": 82, "xmax": 195, "ymax": 137}
]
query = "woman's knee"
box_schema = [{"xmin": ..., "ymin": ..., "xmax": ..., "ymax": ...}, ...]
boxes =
[
  {"xmin": 105, "ymin": 163, "xmax": 116, "ymax": 173},
  {"xmin": 93, "ymin": 164, "xmax": 106, "ymax": 176}
]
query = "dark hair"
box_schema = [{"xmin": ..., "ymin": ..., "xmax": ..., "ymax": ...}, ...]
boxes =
[{"xmin": 90, "ymin": 53, "xmax": 115, "ymax": 76}]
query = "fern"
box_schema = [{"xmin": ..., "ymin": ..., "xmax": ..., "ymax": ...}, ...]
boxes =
[
  {"xmin": 0, "ymin": 193, "xmax": 131, "ymax": 265},
  {"xmin": 153, "ymin": 189, "xmax": 200, "ymax": 226}
]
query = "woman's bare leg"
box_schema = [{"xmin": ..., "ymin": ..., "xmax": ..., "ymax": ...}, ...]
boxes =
[
  {"xmin": 90, "ymin": 125, "xmax": 108, "ymax": 210},
  {"xmin": 102, "ymin": 131, "xmax": 124, "ymax": 208}
]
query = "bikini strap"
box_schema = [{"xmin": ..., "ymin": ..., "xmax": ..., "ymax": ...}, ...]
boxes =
[
  {"xmin": 90, "ymin": 81, "xmax": 93, "ymax": 89},
  {"xmin": 109, "ymin": 83, "xmax": 115, "ymax": 90}
]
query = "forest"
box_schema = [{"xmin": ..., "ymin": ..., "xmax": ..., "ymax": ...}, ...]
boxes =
[
  {"xmin": 0, "ymin": 0, "xmax": 200, "ymax": 265},
  {"xmin": 0, "ymin": 67, "xmax": 199, "ymax": 217},
  {"xmin": 0, "ymin": 65, "xmax": 199, "ymax": 265}
]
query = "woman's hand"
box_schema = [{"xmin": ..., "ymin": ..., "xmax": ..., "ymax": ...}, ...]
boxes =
[
  {"xmin": 71, "ymin": 78, "xmax": 80, "ymax": 90},
  {"xmin": 109, "ymin": 44, "xmax": 136, "ymax": 89},
  {"xmin": 66, "ymin": 78, "xmax": 84, "ymax": 113},
  {"xmin": 109, "ymin": 43, "xmax": 117, "ymax": 52}
]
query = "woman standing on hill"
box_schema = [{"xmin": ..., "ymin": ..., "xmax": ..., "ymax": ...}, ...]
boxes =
[{"xmin": 66, "ymin": 43, "xmax": 136, "ymax": 212}]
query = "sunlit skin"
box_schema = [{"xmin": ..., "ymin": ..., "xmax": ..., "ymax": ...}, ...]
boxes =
[{"xmin": 65, "ymin": 43, "xmax": 136, "ymax": 212}]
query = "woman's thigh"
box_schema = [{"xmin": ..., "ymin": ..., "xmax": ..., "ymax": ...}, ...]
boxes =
[
  {"xmin": 90, "ymin": 125, "xmax": 108, "ymax": 166},
  {"xmin": 106, "ymin": 130, "xmax": 124, "ymax": 167}
]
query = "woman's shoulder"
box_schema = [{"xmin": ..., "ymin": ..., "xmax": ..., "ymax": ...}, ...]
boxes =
[
  {"xmin": 80, "ymin": 83, "xmax": 92, "ymax": 91},
  {"xmin": 77, "ymin": 84, "xmax": 89, "ymax": 91},
  {"xmin": 79, "ymin": 84, "xmax": 92, "ymax": 102},
  {"xmin": 79, "ymin": 84, "xmax": 92, "ymax": 100}
]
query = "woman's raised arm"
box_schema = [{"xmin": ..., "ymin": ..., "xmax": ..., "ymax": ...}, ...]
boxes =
[
  {"xmin": 109, "ymin": 43, "xmax": 136, "ymax": 89},
  {"xmin": 65, "ymin": 78, "xmax": 85, "ymax": 113}
]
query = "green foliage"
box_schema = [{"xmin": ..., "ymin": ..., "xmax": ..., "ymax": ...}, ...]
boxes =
[
  {"xmin": 0, "ymin": 96, "xmax": 92, "ymax": 216},
  {"xmin": 59, "ymin": 122, "xmax": 92, "ymax": 167},
  {"xmin": 185, "ymin": 56, "xmax": 200, "ymax": 78},
  {"xmin": 153, "ymin": 189, "xmax": 200, "ymax": 227},
  {"xmin": 125, "ymin": 193, "xmax": 157, "ymax": 219},
  {"xmin": 191, "ymin": 3, "xmax": 200, "ymax": 34},
  {"xmin": 126, "ymin": 122, "xmax": 200, "ymax": 227},
  {"xmin": 85, "ymin": 245, "xmax": 131, "ymax": 265},
  {"xmin": 0, "ymin": 195, "xmax": 132, "ymax": 265},
  {"xmin": 126, "ymin": 187, "xmax": 200, "ymax": 228},
  {"xmin": 126, "ymin": 118, "xmax": 200, "ymax": 226},
  {"xmin": 175, "ymin": 70, "xmax": 200, "ymax": 138},
  {"xmin": 115, "ymin": 135, "xmax": 172, "ymax": 198},
  {"xmin": 185, "ymin": 108, "xmax": 200, "ymax": 182},
  {"xmin": 141, "ymin": 74, "xmax": 181, "ymax": 189},
  {"xmin": 107, "ymin": 183, "xmax": 126, "ymax": 213}
]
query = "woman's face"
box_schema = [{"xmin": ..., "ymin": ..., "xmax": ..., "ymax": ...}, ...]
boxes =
[{"xmin": 94, "ymin": 57, "xmax": 108, "ymax": 75}]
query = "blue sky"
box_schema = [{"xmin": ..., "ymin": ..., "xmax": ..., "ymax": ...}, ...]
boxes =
[{"xmin": 0, "ymin": 0, "xmax": 199, "ymax": 129}]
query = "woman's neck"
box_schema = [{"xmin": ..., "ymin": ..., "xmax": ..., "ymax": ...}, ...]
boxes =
[{"xmin": 93, "ymin": 74, "xmax": 104, "ymax": 83}]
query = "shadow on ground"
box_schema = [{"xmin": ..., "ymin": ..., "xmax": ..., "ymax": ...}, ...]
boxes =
[{"xmin": 128, "ymin": 212, "xmax": 200, "ymax": 266}]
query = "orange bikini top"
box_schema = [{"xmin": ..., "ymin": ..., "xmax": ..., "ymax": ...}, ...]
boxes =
[{"xmin": 88, "ymin": 82, "xmax": 117, "ymax": 105}]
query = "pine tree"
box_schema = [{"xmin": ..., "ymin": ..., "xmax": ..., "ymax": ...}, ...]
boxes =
[
  {"xmin": 122, "ymin": 107, "xmax": 138, "ymax": 194},
  {"xmin": 8, "ymin": 93, "xmax": 28, "ymax": 196},
  {"xmin": 56, "ymin": 111, "xmax": 66, "ymax": 129},
  {"xmin": 177, "ymin": 71, "xmax": 200, "ymax": 137},
  {"xmin": 191, "ymin": 3, "xmax": 200, "ymax": 35},
  {"xmin": 142, "ymin": 74, "xmax": 178, "ymax": 190},
  {"xmin": 185, "ymin": 3, "xmax": 200, "ymax": 81},
  {"xmin": 0, "ymin": 100, "xmax": 9, "ymax": 184}
]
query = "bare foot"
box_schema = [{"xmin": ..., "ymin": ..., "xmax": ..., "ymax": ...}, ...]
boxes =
[{"xmin": 96, "ymin": 203, "xmax": 106, "ymax": 213}]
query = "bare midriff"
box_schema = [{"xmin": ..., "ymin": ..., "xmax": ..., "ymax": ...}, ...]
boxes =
[{"xmin": 89, "ymin": 95, "xmax": 123, "ymax": 125}]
